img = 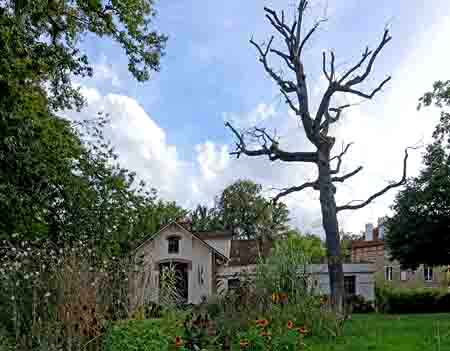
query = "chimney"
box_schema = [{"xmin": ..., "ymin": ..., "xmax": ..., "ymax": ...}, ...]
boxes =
[
  {"xmin": 378, "ymin": 217, "xmax": 386, "ymax": 240},
  {"xmin": 365, "ymin": 223, "xmax": 373, "ymax": 241}
]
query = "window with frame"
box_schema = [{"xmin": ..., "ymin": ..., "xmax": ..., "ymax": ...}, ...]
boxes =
[
  {"xmin": 424, "ymin": 266, "xmax": 433, "ymax": 282},
  {"xmin": 385, "ymin": 266, "xmax": 393, "ymax": 281},
  {"xmin": 344, "ymin": 275, "xmax": 356, "ymax": 296},
  {"xmin": 167, "ymin": 236, "xmax": 180, "ymax": 254}
]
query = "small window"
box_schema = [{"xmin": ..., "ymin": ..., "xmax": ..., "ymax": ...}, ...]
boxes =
[
  {"xmin": 424, "ymin": 266, "xmax": 433, "ymax": 282},
  {"xmin": 344, "ymin": 276, "xmax": 356, "ymax": 296},
  {"xmin": 167, "ymin": 237, "xmax": 180, "ymax": 254},
  {"xmin": 228, "ymin": 278, "xmax": 240, "ymax": 290},
  {"xmin": 400, "ymin": 270, "xmax": 407, "ymax": 281},
  {"xmin": 385, "ymin": 266, "xmax": 393, "ymax": 281}
]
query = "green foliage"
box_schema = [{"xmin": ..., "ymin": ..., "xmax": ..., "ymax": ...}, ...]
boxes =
[
  {"xmin": 190, "ymin": 204, "xmax": 223, "ymax": 232},
  {"xmin": 376, "ymin": 286, "xmax": 450, "ymax": 314},
  {"xmin": 386, "ymin": 80, "xmax": 450, "ymax": 269},
  {"xmin": 307, "ymin": 314, "xmax": 450, "ymax": 351},
  {"xmin": 104, "ymin": 319, "xmax": 171, "ymax": 351},
  {"xmin": 232, "ymin": 322, "xmax": 307, "ymax": 351},
  {"xmin": 0, "ymin": 0, "xmax": 166, "ymax": 110},
  {"xmin": 191, "ymin": 179, "xmax": 291, "ymax": 240}
]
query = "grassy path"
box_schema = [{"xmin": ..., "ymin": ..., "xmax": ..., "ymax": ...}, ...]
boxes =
[{"xmin": 308, "ymin": 314, "xmax": 450, "ymax": 351}]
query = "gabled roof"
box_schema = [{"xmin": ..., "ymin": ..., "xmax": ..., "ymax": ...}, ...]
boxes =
[{"xmin": 133, "ymin": 221, "xmax": 229, "ymax": 261}]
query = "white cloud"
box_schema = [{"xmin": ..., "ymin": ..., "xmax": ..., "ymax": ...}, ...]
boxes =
[
  {"xmin": 63, "ymin": 3, "xmax": 450, "ymax": 238},
  {"xmin": 91, "ymin": 55, "xmax": 121, "ymax": 88},
  {"xmin": 223, "ymin": 103, "xmax": 276, "ymax": 129},
  {"xmin": 65, "ymin": 87, "xmax": 183, "ymax": 199}
]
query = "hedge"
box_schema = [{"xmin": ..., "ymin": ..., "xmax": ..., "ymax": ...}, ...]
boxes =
[{"xmin": 376, "ymin": 286, "xmax": 450, "ymax": 314}]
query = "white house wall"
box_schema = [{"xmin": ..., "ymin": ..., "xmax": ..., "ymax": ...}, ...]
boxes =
[
  {"xmin": 204, "ymin": 238, "xmax": 230, "ymax": 258},
  {"xmin": 132, "ymin": 224, "xmax": 214, "ymax": 305}
]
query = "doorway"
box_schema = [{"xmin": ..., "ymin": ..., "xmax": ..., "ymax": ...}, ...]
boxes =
[{"xmin": 159, "ymin": 261, "xmax": 189, "ymax": 303}]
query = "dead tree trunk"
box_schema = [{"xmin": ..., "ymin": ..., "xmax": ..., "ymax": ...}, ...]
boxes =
[
  {"xmin": 226, "ymin": 0, "xmax": 412, "ymax": 311},
  {"xmin": 317, "ymin": 146, "xmax": 344, "ymax": 308}
]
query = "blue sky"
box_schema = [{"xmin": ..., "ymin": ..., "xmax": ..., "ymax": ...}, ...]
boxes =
[{"xmin": 70, "ymin": 0, "xmax": 450, "ymax": 235}]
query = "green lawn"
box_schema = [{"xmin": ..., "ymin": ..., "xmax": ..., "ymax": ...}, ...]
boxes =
[{"xmin": 309, "ymin": 314, "xmax": 450, "ymax": 351}]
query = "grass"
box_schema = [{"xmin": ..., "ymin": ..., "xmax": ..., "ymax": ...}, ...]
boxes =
[{"xmin": 308, "ymin": 313, "xmax": 450, "ymax": 351}]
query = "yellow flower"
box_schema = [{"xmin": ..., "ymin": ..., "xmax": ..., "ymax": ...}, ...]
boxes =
[{"xmin": 272, "ymin": 292, "xmax": 279, "ymax": 303}]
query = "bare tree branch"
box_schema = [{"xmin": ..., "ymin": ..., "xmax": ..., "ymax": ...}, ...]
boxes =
[
  {"xmin": 336, "ymin": 147, "xmax": 412, "ymax": 212},
  {"xmin": 330, "ymin": 142, "xmax": 354, "ymax": 174},
  {"xmin": 343, "ymin": 29, "xmax": 392, "ymax": 87},
  {"xmin": 322, "ymin": 52, "xmax": 331, "ymax": 82},
  {"xmin": 298, "ymin": 19, "xmax": 327, "ymax": 57},
  {"xmin": 280, "ymin": 89, "xmax": 299, "ymax": 114},
  {"xmin": 273, "ymin": 180, "xmax": 318, "ymax": 202},
  {"xmin": 338, "ymin": 46, "xmax": 371, "ymax": 84},
  {"xmin": 270, "ymin": 48, "xmax": 296, "ymax": 71},
  {"xmin": 337, "ymin": 76, "xmax": 391, "ymax": 99},
  {"xmin": 264, "ymin": 6, "xmax": 292, "ymax": 40},
  {"xmin": 250, "ymin": 36, "xmax": 297, "ymax": 93},
  {"xmin": 331, "ymin": 166, "xmax": 363, "ymax": 182},
  {"xmin": 319, "ymin": 104, "xmax": 356, "ymax": 136},
  {"xmin": 225, "ymin": 122, "xmax": 318, "ymax": 163}
]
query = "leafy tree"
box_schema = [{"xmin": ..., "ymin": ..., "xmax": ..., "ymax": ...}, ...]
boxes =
[
  {"xmin": 386, "ymin": 81, "xmax": 450, "ymax": 269},
  {"xmin": 0, "ymin": 0, "xmax": 171, "ymax": 254},
  {"xmin": 275, "ymin": 229, "xmax": 326, "ymax": 264},
  {"xmin": 225, "ymin": 0, "xmax": 408, "ymax": 309},
  {"xmin": 190, "ymin": 204, "xmax": 223, "ymax": 232},
  {"xmin": 1, "ymin": 0, "xmax": 167, "ymax": 110},
  {"xmin": 217, "ymin": 179, "xmax": 290, "ymax": 240}
]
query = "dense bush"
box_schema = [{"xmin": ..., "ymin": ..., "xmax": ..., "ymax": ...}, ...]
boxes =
[
  {"xmin": 376, "ymin": 286, "xmax": 450, "ymax": 313},
  {"xmin": 104, "ymin": 319, "xmax": 171, "ymax": 351},
  {"xmin": 345, "ymin": 295, "xmax": 375, "ymax": 314}
]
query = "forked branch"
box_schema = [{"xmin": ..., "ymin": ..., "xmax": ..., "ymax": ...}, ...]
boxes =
[
  {"xmin": 330, "ymin": 142, "xmax": 354, "ymax": 174},
  {"xmin": 225, "ymin": 122, "xmax": 318, "ymax": 163},
  {"xmin": 272, "ymin": 180, "xmax": 318, "ymax": 202},
  {"xmin": 336, "ymin": 147, "xmax": 413, "ymax": 212}
]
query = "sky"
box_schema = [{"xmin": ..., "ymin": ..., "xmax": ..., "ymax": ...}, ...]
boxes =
[{"xmin": 66, "ymin": 0, "xmax": 450, "ymax": 236}]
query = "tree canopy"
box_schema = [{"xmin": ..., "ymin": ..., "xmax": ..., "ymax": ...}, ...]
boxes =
[
  {"xmin": 1, "ymin": 0, "xmax": 167, "ymax": 110},
  {"xmin": 0, "ymin": 0, "xmax": 181, "ymax": 255},
  {"xmin": 386, "ymin": 81, "xmax": 450, "ymax": 269},
  {"xmin": 190, "ymin": 179, "xmax": 290, "ymax": 240}
]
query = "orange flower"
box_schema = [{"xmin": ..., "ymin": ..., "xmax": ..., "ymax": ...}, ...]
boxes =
[
  {"xmin": 297, "ymin": 326, "xmax": 309, "ymax": 335},
  {"xmin": 287, "ymin": 320, "xmax": 294, "ymax": 329},
  {"xmin": 256, "ymin": 319, "xmax": 269, "ymax": 328},
  {"xmin": 240, "ymin": 339, "xmax": 249, "ymax": 348},
  {"xmin": 175, "ymin": 336, "xmax": 183, "ymax": 348}
]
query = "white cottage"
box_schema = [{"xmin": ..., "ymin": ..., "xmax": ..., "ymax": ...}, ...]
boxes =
[{"xmin": 130, "ymin": 221, "xmax": 375, "ymax": 305}]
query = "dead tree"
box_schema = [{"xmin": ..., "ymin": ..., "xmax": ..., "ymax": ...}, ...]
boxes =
[{"xmin": 226, "ymin": 1, "xmax": 411, "ymax": 311}]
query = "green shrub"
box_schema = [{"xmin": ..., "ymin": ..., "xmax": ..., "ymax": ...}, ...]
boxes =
[
  {"xmin": 376, "ymin": 286, "xmax": 450, "ymax": 313},
  {"xmin": 345, "ymin": 295, "xmax": 374, "ymax": 313},
  {"xmin": 104, "ymin": 319, "xmax": 170, "ymax": 351}
]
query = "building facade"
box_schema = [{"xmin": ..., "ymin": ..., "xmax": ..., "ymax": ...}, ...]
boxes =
[
  {"xmin": 351, "ymin": 218, "xmax": 448, "ymax": 288},
  {"xmin": 130, "ymin": 221, "xmax": 376, "ymax": 305}
]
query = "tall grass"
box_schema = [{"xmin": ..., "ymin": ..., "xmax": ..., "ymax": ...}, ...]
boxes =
[{"xmin": 0, "ymin": 238, "xmax": 157, "ymax": 350}]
